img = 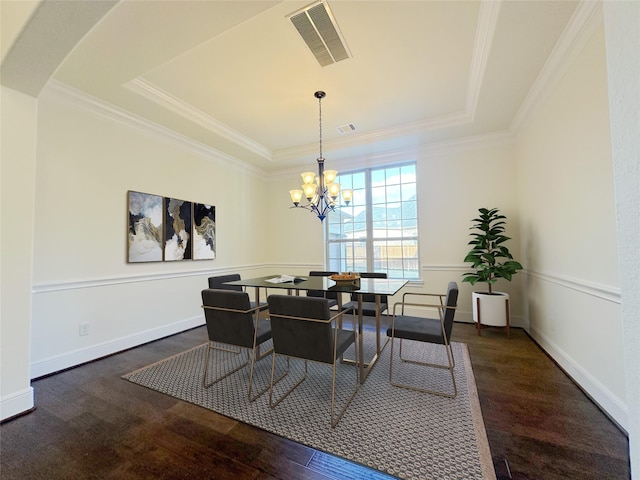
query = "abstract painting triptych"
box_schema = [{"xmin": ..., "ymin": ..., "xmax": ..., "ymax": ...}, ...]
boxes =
[{"xmin": 128, "ymin": 190, "xmax": 215, "ymax": 263}]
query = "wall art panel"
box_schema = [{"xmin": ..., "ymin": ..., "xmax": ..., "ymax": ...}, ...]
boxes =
[
  {"xmin": 193, "ymin": 203, "xmax": 216, "ymax": 260},
  {"xmin": 128, "ymin": 191, "xmax": 163, "ymax": 262},
  {"xmin": 164, "ymin": 197, "xmax": 192, "ymax": 261}
]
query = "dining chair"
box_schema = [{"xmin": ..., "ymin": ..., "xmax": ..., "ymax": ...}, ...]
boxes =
[
  {"xmin": 386, "ymin": 281, "xmax": 459, "ymax": 398},
  {"xmin": 208, "ymin": 274, "xmax": 268, "ymax": 312},
  {"xmin": 266, "ymin": 294, "xmax": 358, "ymax": 428},
  {"xmin": 306, "ymin": 271, "xmax": 339, "ymax": 308},
  {"xmin": 201, "ymin": 288, "xmax": 273, "ymax": 401},
  {"xmin": 341, "ymin": 272, "xmax": 389, "ymax": 318}
]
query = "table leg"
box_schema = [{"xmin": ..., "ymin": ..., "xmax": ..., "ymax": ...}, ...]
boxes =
[
  {"xmin": 254, "ymin": 286, "xmax": 261, "ymax": 317},
  {"xmin": 376, "ymin": 294, "xmax": 390, "ymax": 353},
  {"xmin": 358, "ymin": 295, "xmax": 365, "ymax": 383},
  {"xmin": 340, "ymin": 294, "xmax": 385, "ymax": 383}
]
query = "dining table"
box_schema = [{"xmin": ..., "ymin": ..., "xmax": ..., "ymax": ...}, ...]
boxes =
[{"xmin": 224, "ymin": 274, "xmax": 408, "ymax": 383}]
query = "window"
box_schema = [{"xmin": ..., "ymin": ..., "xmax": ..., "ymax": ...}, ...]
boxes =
[{"xmin": 326, "ymin": 163, "xmax": 419, "ymax": 279}]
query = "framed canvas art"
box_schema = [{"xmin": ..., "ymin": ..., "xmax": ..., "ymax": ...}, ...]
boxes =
[
  {"xmin": 193, "ymin": 203, "xmax": 216, "ymax": 260},
  {"xmin": 128, "ymin": 191, "xmax": 163, "ymax": 262},
  {"xmin": 164, "ymin": 197, "xmax": 192, "ymax": 261}
]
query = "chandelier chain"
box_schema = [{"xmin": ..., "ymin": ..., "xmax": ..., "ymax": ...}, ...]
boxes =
[{"xmin": 318, "ymin": 94, "xmax": 323, "ymax": 159}]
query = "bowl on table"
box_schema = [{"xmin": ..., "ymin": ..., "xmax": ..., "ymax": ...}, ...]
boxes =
[{"xmin": 329, "ymin": 273, "xmax": 360, "ymax": 287}]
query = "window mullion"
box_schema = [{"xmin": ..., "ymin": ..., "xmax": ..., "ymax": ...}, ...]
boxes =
[{"xmin": 365, "ymin": 168, "xmax": 374, "ymax": 272}]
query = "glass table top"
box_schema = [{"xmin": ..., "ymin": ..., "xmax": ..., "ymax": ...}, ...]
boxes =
[{"xmin": 225, "ymin": 275, "xmax": 408, "ymax": 296}]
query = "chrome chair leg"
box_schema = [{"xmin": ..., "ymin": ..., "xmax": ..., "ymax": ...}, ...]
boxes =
[
  {"xmin": 330, "ymin": 333, "xmax": 359, "ymax": 428},
  {"xmin": 269, "ymin": 354, "xmax": 303, "ymax": 409},
  {"xmin": 203, "ymin": 341, "xmax": 250, "ymax": 388},
  {"xmin": 247, "ymin": 344, "xmax": 274, "ymax": 402},
  {"xmin": 389, "ymin": 337, "xmax": 457, "ymax": 398}
]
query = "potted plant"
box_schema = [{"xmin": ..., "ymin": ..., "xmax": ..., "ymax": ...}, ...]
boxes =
[{"xmin": 462, "ymin": 207, "xmax": 523, "ymax": 335}]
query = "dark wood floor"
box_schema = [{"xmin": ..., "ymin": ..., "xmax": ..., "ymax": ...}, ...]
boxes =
[{"xmin": 1, "ymin": 322, "xmax": 630, "ymax": 480}]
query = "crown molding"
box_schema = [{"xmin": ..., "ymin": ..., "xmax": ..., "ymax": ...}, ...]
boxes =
[
  {"xmin": 510, "ymin": 0, "xmax": 603, "ymax": 135},
  {"xmin": 38, "ymin": 0, "xmax": 592, "ymax": 177},
  {"xmin": 42, "ymin": 80, "xmax": 267, "ymax": 176},
  {"xmin": 268, "ymin": 130, "xmax": 515, "ymax": 180},
  {"xmin": 120, "ymin": 2, "xmax": 503, "ymax": 166},
  {"xmin": 125, "ymin": 77, "xmax": 273, "ymax": 161},
  {"xmin": 466, "ymin": 0, "xmax": 502, "ymax": 118},
  {"xmin": 272, "ymin": 109, "xmax": 473, "ymax": 163},
  {"xmin": 416, "ymin": 130, "xmax": 515, "ymax": 159},
  {"xmin": 266, "ymin": 1, "xmax": 502, "ymax": 163}
]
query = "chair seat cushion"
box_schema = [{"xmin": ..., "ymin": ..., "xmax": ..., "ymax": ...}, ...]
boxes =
[
  {"xmin": 255, "ymin": 319, "xmax": 272, "ymax": 345},
  {"xmin": 386, "ymin": 315, "xmax": 445, "ymax": 345},
  {"xmin": 342, "ymin": 301, "xmax": 387, "ymax": 317},
  {"xmin": 326, "ymin": 298, "xmax": 339, "ymax": 308}
]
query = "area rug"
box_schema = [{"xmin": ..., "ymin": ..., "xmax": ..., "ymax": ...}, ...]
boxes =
[{"xmin": 123, "ymin": 333, "xmax": 495, "ymax": 480}]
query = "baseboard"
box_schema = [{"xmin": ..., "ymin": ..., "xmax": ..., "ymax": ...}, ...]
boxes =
[
  {"xmin": 0, "ymin": 386, "xmax": 34, "ymax": 422},
  {"xmin": 528, "ymin": 326, "xmax": 628, "ymax": 432},
  {"xmin": 30, "ymin": 316, "xmax": 205, "ymax": 379},
  {"xmin": 440, "ymin": 310, "xmax": 524, "ymax": 328}
]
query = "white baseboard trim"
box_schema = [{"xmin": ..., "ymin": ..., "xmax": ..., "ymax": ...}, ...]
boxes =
[
  {"xmin": 1, "ymin": 387, "xmax": 34, "ymax": 421},
  {"xmin": 30, "ymin": 316, "xmax": 205, "ymax": 379},
  {"xmin": 529, "ymin": 325, "xmax": 628, "ymax": 432},
  {"xmin": 452, "ymin": 310, "xmax": 525, "ymax": 328}
]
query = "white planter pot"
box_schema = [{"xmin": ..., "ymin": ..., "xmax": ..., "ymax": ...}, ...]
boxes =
[{"xmin": 472, "ymin": 291, "xmax": 510, "ymax": 335}]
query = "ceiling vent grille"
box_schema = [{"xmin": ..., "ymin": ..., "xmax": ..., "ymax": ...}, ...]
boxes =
[
  {"xmin": 337, "ymin": 123, "xmax": 356, "ymax": 134},
  {"xmin": 289, "ymin": 1, "xmax": 350, "ymax": 67}
]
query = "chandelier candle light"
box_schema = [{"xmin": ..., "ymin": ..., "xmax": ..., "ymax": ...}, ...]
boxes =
[{"xmin": 289, "ymin": 91, "xmax": 352, "ymax": 221}]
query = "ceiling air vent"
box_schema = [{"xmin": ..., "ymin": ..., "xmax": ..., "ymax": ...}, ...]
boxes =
[
  {"xmin": 289, "ymin": 1, "xmax": 351, "ymax": 67},
  {"xmin": 337, "ymin": 123, "xmax": 356, "ymax": 134}
]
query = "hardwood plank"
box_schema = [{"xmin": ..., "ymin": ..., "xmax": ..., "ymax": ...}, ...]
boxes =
[
  {"xmin": 452, "ymin": 324, "xmax": 630, "ymax": 480},
  {"xmin": 0, "ymin": 323, "xmax": 630, "ymax": 480}
]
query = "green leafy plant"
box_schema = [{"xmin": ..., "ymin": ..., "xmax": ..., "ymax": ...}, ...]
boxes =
[{"xmin": 462, "ymin": 208, "xmax": 523, "ymax": 294}]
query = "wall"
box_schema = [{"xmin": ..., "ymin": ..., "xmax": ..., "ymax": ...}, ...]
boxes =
[
  {"xmin": 265, "ymin": 171, "xmax": 328, "ymax": 272},
  {"xmin": 515, "ymin": 25, "xmax": 625, "ymax": 426},
  {"xmin": 267, "ymin": 139, "xmax": 522, "ymax": 325},
  {"xmin": 21, "ymin": 81, "xmax": 522, "ymax": 388},
  {"xmin": 603, "ymin": 1, "xmax": 640, "ymax": 475},
  {"xmin": 29, "ymin": 84, "xmax": 270, "ymax": 378},
  {"xmin": 0, "ymin": 86, "xmax": 37, "ymax": 420},
  {"xmin": 415, "ymin": 139, "xmax": 522, "ymax": 323}
]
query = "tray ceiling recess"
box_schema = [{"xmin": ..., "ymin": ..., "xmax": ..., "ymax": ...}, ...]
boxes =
[{"xmin": 288, "ymin": 1, "xmax": 351, "ymax": 67}]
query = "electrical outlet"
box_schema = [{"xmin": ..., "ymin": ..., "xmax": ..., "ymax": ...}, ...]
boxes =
[{"xmin": 79, "ymin": 323, "xmax": 89, "ymax": 336}]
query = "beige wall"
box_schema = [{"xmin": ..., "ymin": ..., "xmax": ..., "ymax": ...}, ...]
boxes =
[
  {"xmin": 29, "ymin": 85, "xmax": 270, "ymax": 377},
  {"xmin": 415, "ymin": 141, "xmax": 522, "ymax": 320},
  {"xmin": 515, "ymin": 25, "xmax": 625, "ymax": 425},
  {"xmin": 268, "ymin": 140, "xmax": 522, "ymax": 325},
  {"xmin": 0, "ymin": 86, "xmax": 37, "ymax": 419},
  {"xmin": 603, "ymin": 1, "xmax": 640, "ymax": 475}
]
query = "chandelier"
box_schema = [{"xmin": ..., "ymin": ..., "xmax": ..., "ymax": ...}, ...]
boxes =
[{"xmin": 289, "ymin": 91, "xmax": 352, "ymax": 221}]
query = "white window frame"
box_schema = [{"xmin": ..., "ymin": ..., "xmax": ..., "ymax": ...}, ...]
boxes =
[{"xmin": 325, "ymin": 162, "xmax": 419, "ymax": 280}]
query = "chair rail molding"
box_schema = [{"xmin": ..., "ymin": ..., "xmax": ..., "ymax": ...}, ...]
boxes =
[
  {"xmin": 526, "ymin": 269, "xmax": 620, "ymax": 304},
  {"xmin": 421, "ymin": 264, "xmax": 467, "ymax": 273},
  {"xmin": 32, "ymin": 264, "xmax": 271, "ymax": 294}
]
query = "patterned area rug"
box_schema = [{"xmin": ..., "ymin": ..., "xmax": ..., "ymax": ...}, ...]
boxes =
[{"xmin": 123, "ymin": 333, "xmax": 495, "ymax": 480}]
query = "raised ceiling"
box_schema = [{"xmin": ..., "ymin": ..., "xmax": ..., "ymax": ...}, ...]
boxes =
[{"xmin": 3, "ymin": 1, "xmax": 584, "ymax": 171}]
